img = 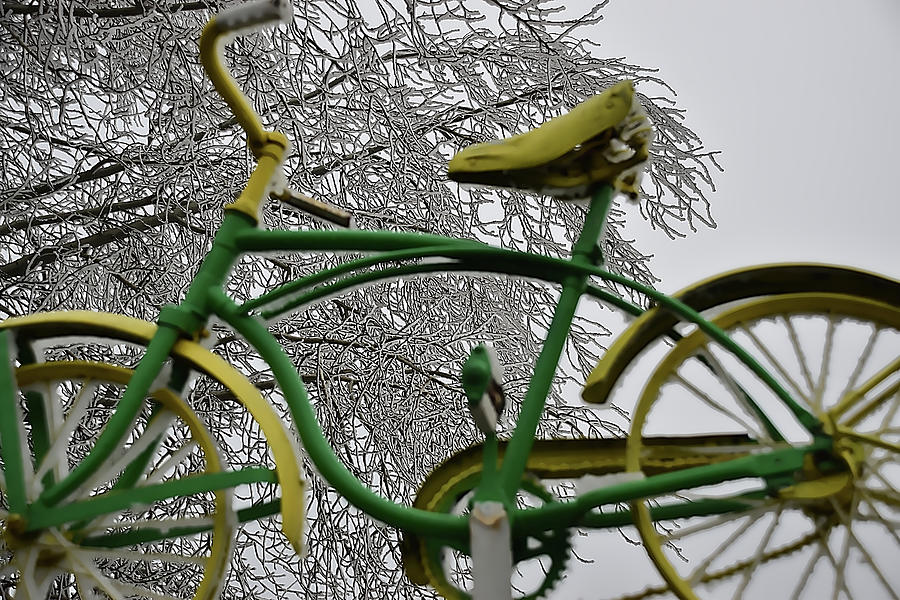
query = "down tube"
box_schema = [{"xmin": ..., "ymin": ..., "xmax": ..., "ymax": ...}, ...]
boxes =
[{"xmin": 211, "ymin": 290, "xmax": 468, "ymax": 541}]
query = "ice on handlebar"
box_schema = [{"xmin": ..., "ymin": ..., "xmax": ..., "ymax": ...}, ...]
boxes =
[{"xmin": 216, "ymin": 0, "xmax": 292, "ymax": 33}]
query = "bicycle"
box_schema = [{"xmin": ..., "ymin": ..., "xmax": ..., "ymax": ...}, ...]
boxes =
[{"xmin": 1, "ymin": 2, "xmax": 898, "ymax": 599}]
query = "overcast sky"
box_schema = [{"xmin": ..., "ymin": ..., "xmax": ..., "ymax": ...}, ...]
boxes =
[
  {"xmin": 595, "ymin": 0, "xmax": 900, "ymax": 292},
  {"xmin": 554, "ymin": 2, "xmax": 899, "ymax": 596}
]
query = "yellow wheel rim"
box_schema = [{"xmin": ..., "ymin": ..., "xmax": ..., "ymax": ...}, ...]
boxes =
[
  {"xmin": 627, "ymin": 293, "xmax": 900, "ymax": 599},
  {"xmin": 10, "ymin": 361, "xmax": 231, "ymax": 599},
  {"xmin": 1, "ymin": 310, "xmax": 305, "ymax": 554}
]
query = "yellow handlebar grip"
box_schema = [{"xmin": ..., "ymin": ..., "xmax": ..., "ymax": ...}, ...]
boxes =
[
  {"xmin": 199, "ymin": 2, "xmax": 292, "ymax": 221},
  {"xmin": 199, "ymin": 1, "xmax": 291, "ymax": 155}
]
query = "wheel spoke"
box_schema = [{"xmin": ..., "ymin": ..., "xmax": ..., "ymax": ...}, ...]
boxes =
[
  {"xmin": 63, "ymin": 539, "xmax": 208, "ymax": 599},
  {"xmin": 856, "ymin": 491, "xmax": 900, "ymax": 544},
  {"xmin": 70, "ymin": 564, "xmax": 127, "ymax": 600},
  {"xmin": 80, "ymin": 514, "xmax": 215, "ymax": 537},
  {"xmin": 696, "ymin": 346, "xmax": 776, "ymax": 443},
  {"xmin": 683, "ymin": 510, "xmax": 766, "ymax": 585},
  {"xmin": 32, "ymin": 379, "xmax": 100, "ymax": 490},
  {"xmin": 784, "ymin": 519, "xmax": 838, "ymax": 600},
  {"xmin": 858, "ymin": 488, "xmax": 900, "ymax": 513},
  {"xmin": 74, "ymin": 409, "xmax": 176, "ymax": 500},
  {"xmin": 811, "ymin": 316, "xmax": 836, "ymax": 414},
  {"xmin": 875, "ymin": 388, "xmax": 900, "ymax": 435},
  {"xmin": 828, "ymin": 496, "xmax": 899, "ymax": 599},
  {"xmin": 49, "ymin": 530, "xmax": 126, "ymax": 600},
  {"xmin": 836, "ymin": 326, "xmax": 881, "ymax": 409},
  {"xmin": 662, "ymin": 503, "xmax": 772, "ymax": 545},
  {"xmin": 832, "ymin": 509, "xmax": 852, "ymax": 600},
  {"xmin": 817, "ymin": 532, "xmax": 855, "ymax": 600},
  {"xmin": 782, "ymin": 314, "xmax": 817, "ymax": 401},
  {"xmin": 732, "ymin": 507, "xmax": 782, "ymax": 599},
  {"xmin": 837, "ymin": 427, "xmax": 900, "ymax": 454},
  {"xmin": 63, "ymin": 544, "xmax": 208, "ymax": 567},
  {"xmin": 144, "ymin": 441, "xmax": 200, "ymax": 486},
  {"xmin": 75, "ymin": 575, "xmax": 181, "ymax": 600},
  {"xmin": 14, "ymin": 545, "xmax": 56, "ymax": 600},
  {"xmin": 739, "ymin": 323, "xmax": 809, "ymax": 405},
  {"xmin": 865, "ymin": 466, "xmax": 900, "ymax": 508},
  {"xmin": 789, "ymin": 541, "xmax": 825, "ymax": 600},
  {"xmin": 834, "ymin": 355, "xmax": 900, "ymax": 425},
  {"xmin": 672, "ymin": 372, "xmax": 763, "ymax": 439}
]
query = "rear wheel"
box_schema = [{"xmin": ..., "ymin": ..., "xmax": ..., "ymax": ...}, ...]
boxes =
[{"xmin": 627, "ymin": 294, "xmax": 900, "ymax": 599}]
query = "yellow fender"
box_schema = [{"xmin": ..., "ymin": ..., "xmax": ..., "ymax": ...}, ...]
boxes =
[
  {"xmin": 1, "ymin": 311, "xmax": 306, "ymax": 554},
  {"xmin": 583, "ymin": 263, "xmax": 900, "ymax": 405}
]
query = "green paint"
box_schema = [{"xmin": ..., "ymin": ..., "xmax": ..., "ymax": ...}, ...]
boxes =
[
  {"xmin": 28, "ymin": 466, "xmax": 275, "ymax": 531},
  {"xmin": 0, "ymin": 330, "xmax": 27, "ymax": 515},
  {"xmin": 2, "ymin": 160, "xmax": 831, "ymax": 576},
  {"xmin": 513, "ymin": 445, "xmax": 809, "ymax": 536},
  {"xmin": 499, "ymin": 186, "xmax": 614, "ymax": 497},
  {"xmin": 214, "ymin": 289, "xmax": 470, "ymax": 541},
  {"xmin": 580, "ymin": 492, "xmax": 767, "ymax": 529}
]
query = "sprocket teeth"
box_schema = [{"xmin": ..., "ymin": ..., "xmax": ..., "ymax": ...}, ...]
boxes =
[
  {"xmin": 419, "ymin": 478, "xmax": 574, "ymax": 600},
  {"xmin": 532, "ymin": 526, "xmax": 573, "ymax": 600}
]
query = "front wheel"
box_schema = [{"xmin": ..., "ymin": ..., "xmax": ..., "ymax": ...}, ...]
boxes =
[
  {"xmin": 627, "ymin": 293, "xmax": 900, "ymax": 599},
  {"xmin": 0, "ymin": 311, "xmax": 307, "ymax": 598},
  {"xmin": 1, "ymin": 360, "xmax": 234, "ymax": 599}
]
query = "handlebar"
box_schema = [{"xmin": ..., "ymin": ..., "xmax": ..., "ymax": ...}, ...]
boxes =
[
  {"xmin": 217, "ymin": 0, "xmax": 291, "ymax": 31},
  {"xmin": 199, "ymin": 1, "xmax": 352, "ymax": 227},
  {"xmin": 199, "ymin": 0, "xmax": 291, "ymax": 155}
]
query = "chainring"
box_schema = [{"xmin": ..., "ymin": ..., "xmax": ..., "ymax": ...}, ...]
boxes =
[{"xmin": 420, "ymin": 476, "xmax": 572, "ymax": 600}]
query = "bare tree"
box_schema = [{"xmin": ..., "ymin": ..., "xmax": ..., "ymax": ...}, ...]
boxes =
[{"xmin": 0, "ymin": 0, "xmax": 719, "ymax": 597}]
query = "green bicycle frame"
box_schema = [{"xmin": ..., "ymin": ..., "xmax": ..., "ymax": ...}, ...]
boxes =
[{"xmin": 16, "ymin": 183, "xmax": 821, "ymax": 550}]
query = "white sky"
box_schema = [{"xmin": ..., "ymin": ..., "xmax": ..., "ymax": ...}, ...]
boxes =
[
  {"xmin": 596, "ymin": 0, "xmax": 900, "ymax": 291},
  {"xmin": 552, "ymin": 2, "xmax": 900, "ymax": 597}
]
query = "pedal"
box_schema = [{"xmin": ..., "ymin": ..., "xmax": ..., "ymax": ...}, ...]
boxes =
[{"xmin": 462, "ymin": 345, "xmax": 506, "ymax": 434}]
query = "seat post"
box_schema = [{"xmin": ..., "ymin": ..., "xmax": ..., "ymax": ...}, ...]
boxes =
[
  {"xmin": 496, "ymin": 183, "xmax": 617, "ymax": 498},
  {"xmin": 571, "ymin": 184, "xmax": 615, "ymax": 267}
]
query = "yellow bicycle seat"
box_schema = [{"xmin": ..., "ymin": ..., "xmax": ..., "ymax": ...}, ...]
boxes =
[{"xmin": 447, "ymin": 81, "xmax": 653, "ymax": 199}]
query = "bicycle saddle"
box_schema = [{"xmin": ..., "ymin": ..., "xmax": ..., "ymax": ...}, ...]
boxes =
[{"xmin": 447, "ymin": 81, "xmax": 653, "ymax": 200}]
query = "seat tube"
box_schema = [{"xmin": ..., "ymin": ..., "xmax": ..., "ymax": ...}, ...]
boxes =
[{"xmin": 498, "ymin": 185, "xmax": 614, "ymax": 495}]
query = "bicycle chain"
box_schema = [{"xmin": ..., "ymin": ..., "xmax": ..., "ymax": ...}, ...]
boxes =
[
  {"xmin": 607, "ymin": 456, "xmax": 836, "ymax": 600},
  {"xmin": 614, "ymin": 527, "xmax": 826, "ymax": 600}
]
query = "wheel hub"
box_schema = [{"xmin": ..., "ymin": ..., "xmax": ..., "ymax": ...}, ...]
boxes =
[
  {"xmin": 2, "ymin": 515, "xmax": 66, "ymax": 567},
  {"xmin": 779, "ymin": 433, "xmax": 865, "ymax": 516},
  {"xmin": 2, "ymin": 514, "xmax": 33, "ymax": 550}
]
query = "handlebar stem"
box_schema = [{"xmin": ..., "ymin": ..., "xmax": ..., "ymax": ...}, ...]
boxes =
[{"xmin": 225, "ymin": 133, "xmax": 289, "ymax": 222}]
